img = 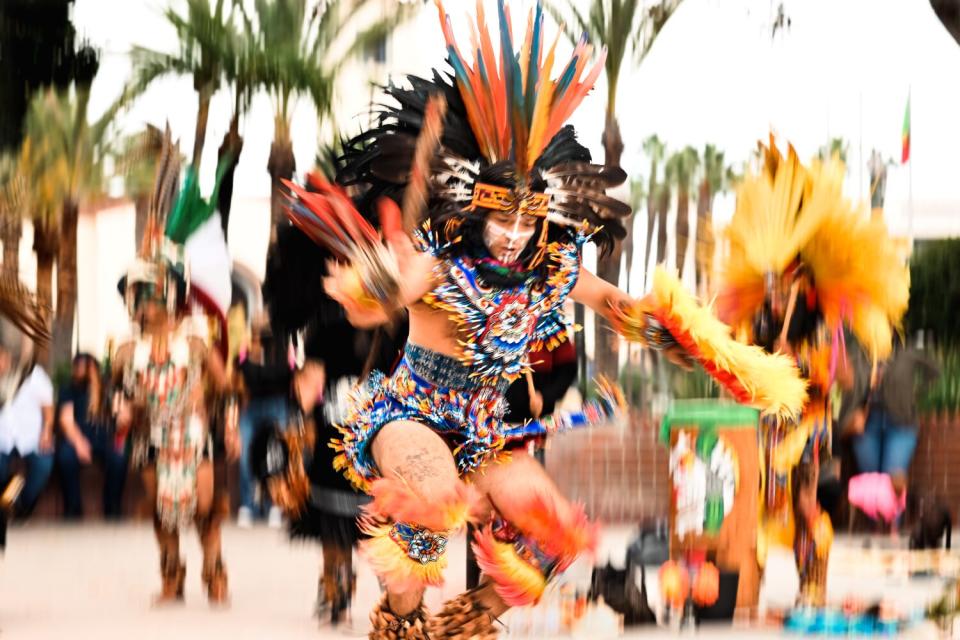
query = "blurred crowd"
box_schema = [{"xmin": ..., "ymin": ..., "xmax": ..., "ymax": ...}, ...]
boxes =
[{"xmin": 0, "ymin": 324, "xmax": 942, "ymax": 536}]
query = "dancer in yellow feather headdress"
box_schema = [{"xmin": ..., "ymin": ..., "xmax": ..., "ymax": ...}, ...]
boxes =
[{"xmin": 717, "ymin": 137, "xmax": 910, "ymax": 606}]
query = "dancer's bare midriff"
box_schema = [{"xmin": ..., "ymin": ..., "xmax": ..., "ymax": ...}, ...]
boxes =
[{"xmin": 405, "ymin": 302, "xmax": 462, "ymax": 360}]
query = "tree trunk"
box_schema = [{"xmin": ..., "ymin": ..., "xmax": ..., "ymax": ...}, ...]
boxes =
[
  {"xmin": 192, "ymin": 92, "xmax": 212, "ymax": 169},
  {"xmin": 33, "ymin": 226, "xmax": 56, "ymax": 369},
  {"xmin": 53, "ymin": 200, "xmax": 78, "ymax": 370},
  {"xmin": 622, "ymin": 211, "xmax": 635, "ymax": 294},
  {"xmin": 656, "ymin": 187, "xmax": 670, "ymax": 272},
  {"xmin": 216, "ymin": 113, "xmax": 244, "ymax": 237},
  {"xmin": 594, "ymin": 113, "xmax": 626, "ymax": 381},
  {"xmin": 267, "ymin": 137, "xmax": 296, "ymax": 243},
  {"xmin": 134, "ymin": 193, "xmax": 149, "ymax": 252},
  {"xmin": 695, "ymin": 180, "xmax": 711, "ymax": 295},
  {"xmin": 643, "ymin": 180, "xmax": 657, "ymax": 290},
  {"xmin": 676, "ymin": 191, "xmax": 690, "ymax": 279},
  {"xmin": 2, "ymin": 214, "xmax": 21, "ymax": 279}
]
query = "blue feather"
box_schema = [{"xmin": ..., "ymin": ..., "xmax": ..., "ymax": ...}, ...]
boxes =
[
  {"xmin": 524, "ymin": 2, "xmax": 543, "ymax": 121},
  {"xmin": 446, "ymin": 44, "xmax": 472, "ymax": 88},
  {"xmin": 498, "ymin": 0, "xmax": 523, "ymax": 156},
  {"xmin": 476, "ymin": 47, "xmax": 490, "ymax": 85},
  {"xmin": 554, "ymin": 54, "xmax": 578, "ymax": 100}
]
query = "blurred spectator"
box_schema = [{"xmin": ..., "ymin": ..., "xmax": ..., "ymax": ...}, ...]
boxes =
[
  {"xmin": 851, "ymin": 340, "xmax": 940, "ymax": 504},
  {"xmin": 56, "ymin": 353, "xmax": 127, "ymax": 520},
  {"xmin": 0, "ymin": 348, "xmax": 54, "ymax": 518},
  {"xmin": 236, "ymin": 320, "xmax": 290, "ymax": 528}
]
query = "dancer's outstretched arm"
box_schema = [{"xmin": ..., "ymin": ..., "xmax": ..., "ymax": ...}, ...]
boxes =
[{"xmin": 571, "ymin": 269, "xmax": 691, "ymax": 368}]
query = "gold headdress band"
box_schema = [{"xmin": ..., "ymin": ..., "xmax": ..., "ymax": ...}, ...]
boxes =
[{"xmin": 469, "ymin": 183, "xmax": 550, "ymax": 217}]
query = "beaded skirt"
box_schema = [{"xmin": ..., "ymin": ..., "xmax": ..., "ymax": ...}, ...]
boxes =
[{"xmin": 333, "ymin": 343, "xmax": 511, "ymax": 491}]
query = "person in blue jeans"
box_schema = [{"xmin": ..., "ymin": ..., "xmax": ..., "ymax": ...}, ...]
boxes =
[
  {"xmin": 56, "ymin": 353, "xmax": 127, "ymax": 520},
  {"xmin": 0, "ymin": 359, "xmax": 55, "ymax": 518},
  {"xmin": 851, "ymin": 343, "xmax": 940, "ymax": 529},
  {"xmin": 236, "ymin": 325, "xmax": 290, "ymax": 527}
]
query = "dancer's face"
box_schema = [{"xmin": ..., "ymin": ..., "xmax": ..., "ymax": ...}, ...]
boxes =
[
  {"xmin": 138, "ymin": 299, "xmax": 169, "ymax": 331},
  {"xmin": 483, "ymin": 211, "xmax": 538, "ymax": 264},
  {"xmin": 71, "ymin": 357, "xmax": 88, "ymax": 384}
]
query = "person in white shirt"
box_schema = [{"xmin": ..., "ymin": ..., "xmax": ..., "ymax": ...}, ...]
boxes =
[{"xmin": 0, "ymin": 353, "xmax": 55, "ymax": 518}]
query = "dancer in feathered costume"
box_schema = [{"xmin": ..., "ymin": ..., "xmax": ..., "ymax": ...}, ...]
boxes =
[
  {"xmin": 113, "ymin": 130, "xmax": 239, "ymax": 605},
  {"xmin": 716, "ymin": 137, "xmax": 910, "ymax": 606},
  {"xmin": 260, "ymin": 213, "xmax": 410, "ymax": 628},
  {"xmin": 284, "ymin": 3, "xmax": 807, "ymax": 637}
]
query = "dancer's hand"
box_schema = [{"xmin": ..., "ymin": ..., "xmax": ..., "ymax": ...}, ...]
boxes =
[
  {"xmin": 529, "ymin": 391, "xmax": 544, "ymax": 419},
  {"xmin": 843, "ymin": 408, "xmax": 866, "ymax": 437},
  {"xmin": 225, "ymin": 426, "xmax": 241, "ymax": 462},
  {"xmin": 295, "ymin": 361, "xmax": 326, "ymax": 414},
  {"xmin": 73, "ymin": 434, "xmax": 93, "ymax": 464},
  {"xmin": 323, "ymin": 260, "xmax": 392, "ymax": 328},
  {"xmin": 39, "ymin": 428, "xmax": 54, "ymax": 454}
]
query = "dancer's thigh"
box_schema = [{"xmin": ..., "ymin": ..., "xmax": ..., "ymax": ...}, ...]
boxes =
[
  {"xmin": 470, "ymin": 449, "xmax": 570, "ymax": 523},
  {"xmin": 371, "ymin": 420, "xmax": 459, "ymax": 500}
]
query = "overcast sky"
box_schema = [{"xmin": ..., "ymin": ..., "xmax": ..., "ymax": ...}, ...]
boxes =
[{"xmin": 73, "ymin": 0, "xmax": 960, "ymax": 238}]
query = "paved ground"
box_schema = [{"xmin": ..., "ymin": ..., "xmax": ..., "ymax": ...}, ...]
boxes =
[{"xmin": 0, "ymin": 523, "xmax": 947, "ymax": 639}]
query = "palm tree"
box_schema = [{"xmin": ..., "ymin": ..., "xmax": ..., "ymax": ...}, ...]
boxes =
[
  {"xmin": 818, "ymin": 137, "xmax": 848, "ymax": 164},
  {"xmin": 641, "ymin": 134, "xmax": 665, "ymax": 289},
  {"xmin": 244, "ymin": 0, "xmax": 413, "ymax": 237},
  {"xmin": 16, "ymin": 137, "xmax": 58, "ymax": 364},
  {"xmin": 131, "ymin": 0, "xmax": 235, "ymax": 171},
  {"xmin": 654, "ymin": 179, "xmax": 671, "ymax": 273},
  {"xmin": 694, "ymin": 144, "xmax": 725, "ymax": 294},
  {"xmin": 0, "ymin": 154, "xmax": 24, "ymax": 278},
  {"xmin": 547, "ymin": 0, "xmax": 683, "ymax": 379},
  {"xmin": 19, "ymin": 79, "xmax": 124, "ymax": 368},
  {"xmin": 215, "ymin": 17, "xmax": 255, "ymax": 234},
  {"xmin": 623, "ymin": 177, "xmax": 645, "ymax": 295},
  {"xmin": 666, "ymin": 146, "xmax": 698, "ymax": 279}
]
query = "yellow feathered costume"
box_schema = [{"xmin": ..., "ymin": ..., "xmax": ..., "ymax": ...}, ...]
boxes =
[
  {"xmin": 717, "ymin": 138, "xmax": 910, "ymax": 586},
  {"xmin": 717, "ymin": 137, "xmax": 910, "ymax": 362}
]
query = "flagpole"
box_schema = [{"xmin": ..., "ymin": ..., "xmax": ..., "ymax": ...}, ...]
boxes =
[
  {"xmin": 859, "ymin": 90, "xmax": 863, "ymax": 200},
  {"xmin": 908, "ymin": 85, "xmax": 914, "ymax": 244}
]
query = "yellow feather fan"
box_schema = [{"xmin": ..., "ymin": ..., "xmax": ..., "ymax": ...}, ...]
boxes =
[
  {"xmin": 717, "ymin": 136, "xmax": 909, "ymax": 361},
  {"xmin": 619, "ymin": 268, "xmax": 808, "ymax": 419},
  {"xmin": 801, "ymin": 204, "xmax": 910, "ymax": 361}
]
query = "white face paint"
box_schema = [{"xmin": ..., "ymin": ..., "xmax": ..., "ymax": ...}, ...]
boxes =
[{"xmin": 483, "ymin": 215, "xmax": 537, "ymax": 263}]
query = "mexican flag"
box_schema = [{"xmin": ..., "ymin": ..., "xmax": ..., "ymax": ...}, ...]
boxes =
[
  {"xmin": 165, "ymin": 165, "xmax": 233, "ymax": 359},
  {"xmin": 901, "ymin": 94, "xmax": 911, "ymax": 164}
]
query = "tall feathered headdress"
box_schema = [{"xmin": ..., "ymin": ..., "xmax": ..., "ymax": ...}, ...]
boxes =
[
  {"xmin": 117, "ymin": 126, "xmax": 233, "ymax": 357},
  {"xmin": 118, "ymin": 126, "xmax": 187, "ymax": 317},
  {"xmin": 336, "ymin": 0, "xmax": 630, "ymax": 257},
  {"xmin": 716, "ymin": 137, "xmax": 910, "ymax": 362}
]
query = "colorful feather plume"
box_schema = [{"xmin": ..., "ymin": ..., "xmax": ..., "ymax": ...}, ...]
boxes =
[
  {"xmin": 0, "ymin": 271, "xmax": 49, "ymax": 346},
  {"xmin": 436, "ymin": 0, "xmax": 606, "ymax": 177},
  {"xmin": 401, "ymin": 94, "xmax": 448, "ymax": 234},
  {"xmin": 615, "ymin": 267, "xmax": 808, "ymax": 418},
  {"xmin": 472, "ymin": 525, "xmax": 548, "ymax": 606},
  {"xmin": 508, "ymin": 493, "xmax": 599, "ymax": 571},
  {"xmin": 335, "ymin": 1, "xmax": 629, "ymax": 251},
  {"xmin": 283, "ymin": 173, "xmax": 401, "ymax": 307}
]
